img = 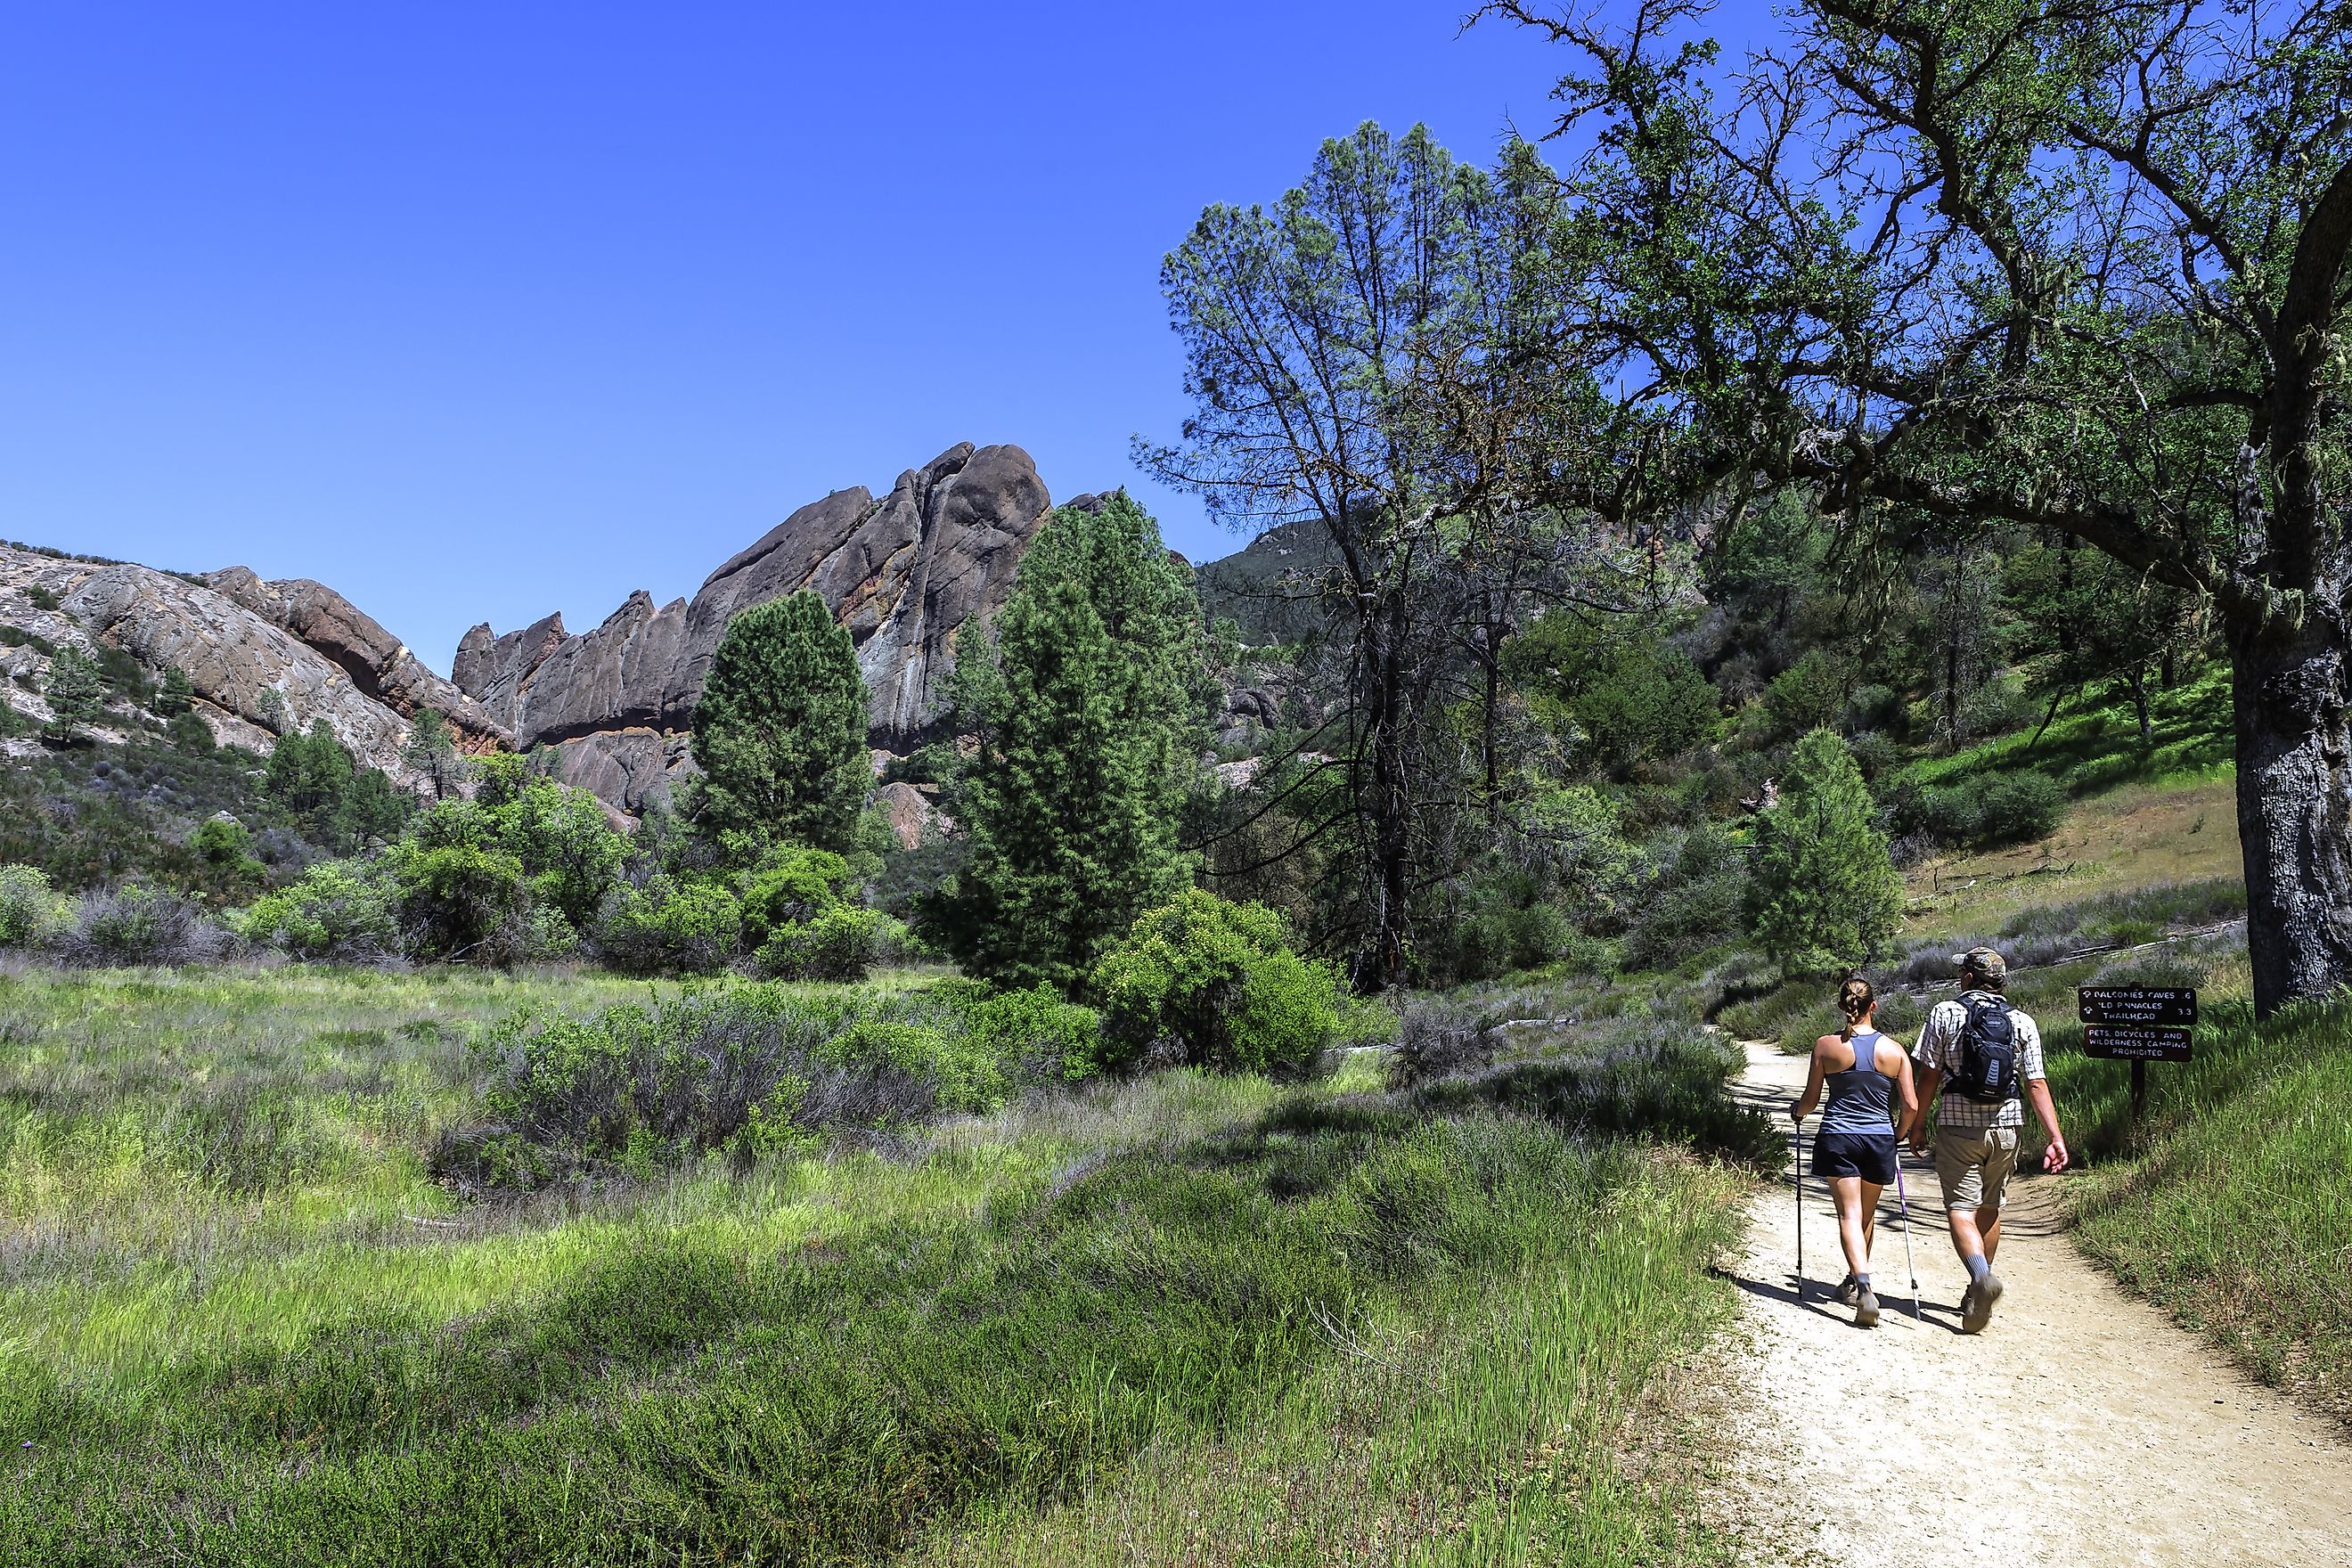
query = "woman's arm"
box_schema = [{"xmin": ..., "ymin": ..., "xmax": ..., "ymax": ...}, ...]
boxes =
[{"xmin": 1790, "ymin": 1040, "xmax": 1830, "ymax": 1123}]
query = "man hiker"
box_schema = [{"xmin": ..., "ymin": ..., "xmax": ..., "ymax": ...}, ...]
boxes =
[{"xmin": 1906, "ymin": 946, "xmax": 2070, "ymax": 1333}]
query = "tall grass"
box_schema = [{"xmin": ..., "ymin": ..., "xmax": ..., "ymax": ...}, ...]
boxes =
[{"xmin": 0, "ymin": 965, "xmax": 1755, "ymax": 1565}]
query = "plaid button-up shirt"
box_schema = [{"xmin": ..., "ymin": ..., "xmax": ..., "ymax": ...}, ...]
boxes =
[{"xmin": 1914, "ymin": 991, "xmax": 2044, "ymax": 1131}]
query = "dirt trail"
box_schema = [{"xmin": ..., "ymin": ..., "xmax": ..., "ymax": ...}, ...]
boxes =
[{"xmin": 1707, "ymin": 1040, "xmax": 2352, "ymax": 1567}]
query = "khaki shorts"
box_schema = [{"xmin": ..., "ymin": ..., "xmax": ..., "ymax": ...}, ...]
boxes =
[{"xmin": 1934, "ymin": 1124, "xmax": 2020, "ymax": 1213}]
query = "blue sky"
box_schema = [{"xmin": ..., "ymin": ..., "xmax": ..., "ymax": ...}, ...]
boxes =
[{"xmin": 0, "ymin": 3, "xmax": 1735, "ymax": 672}]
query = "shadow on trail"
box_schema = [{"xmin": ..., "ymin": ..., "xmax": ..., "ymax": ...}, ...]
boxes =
[{"xmin": 1716, "ymin": 1264, "xmax": 1967, "ymax": 1335}]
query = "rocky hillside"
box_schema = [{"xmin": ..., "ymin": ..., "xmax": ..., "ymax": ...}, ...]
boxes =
[
  {"xmin": 1, "ymin": 442, "xmax": 1115, "ymax": 820},
  {"xmin": 0, "ymin": 543, "xmax": 488, "ymax": 783},
  {"xmin": 451, "ymin": 441, "xmax": 1055, "ymax": 813}
]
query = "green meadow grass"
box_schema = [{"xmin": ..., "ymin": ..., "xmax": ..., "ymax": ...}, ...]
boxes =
[
  {"xmin": 0, "ymin": 964, "xmax": 1752, "ymax": 1566},
  {"xmin": 1907, "ymin": 665, "xmax": 2234, "ymax": 796}
]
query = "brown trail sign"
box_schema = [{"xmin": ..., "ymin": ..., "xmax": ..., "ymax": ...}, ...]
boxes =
[{"xmin": 2078, "ymin": 985, "xmax": 2198, "ymax": 1125}]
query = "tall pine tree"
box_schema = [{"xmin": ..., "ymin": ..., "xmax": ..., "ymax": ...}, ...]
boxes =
[
  {"xmin": 1745, "ymin": 728, "xmax": 1903, "ymax": 976},
  {"xmin": 935, "ymin": 493, "xmax": 1203, "ymax": 991},
  {"xmin": 687, "ymin": 591, "xmax": 870, "ymax": 856}
]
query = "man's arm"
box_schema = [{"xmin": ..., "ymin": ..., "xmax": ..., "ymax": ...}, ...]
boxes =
[
  {"xmin": 2028, "ymin": 1078, "xmax": 2070, "ymax": 1172},
  {"xmin": 1908, "ymin": 1066, "xmax": 1941, "ymax": 1149}
]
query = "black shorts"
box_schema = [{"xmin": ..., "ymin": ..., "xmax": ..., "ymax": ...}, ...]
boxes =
[{"xmin": 1813, "ymin": 1131, "xmax": 1898, "ymax": 1185}]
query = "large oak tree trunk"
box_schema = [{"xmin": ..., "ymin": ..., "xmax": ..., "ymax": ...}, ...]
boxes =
[{"xmin": 2227, "ymin": 611, "xmax": 2352, "ymax": 1016}]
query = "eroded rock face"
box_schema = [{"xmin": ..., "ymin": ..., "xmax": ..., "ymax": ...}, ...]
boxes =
[
  {"xmin": 0, "ymin": 544, "xmax": 425, "ymax": 778},
  {"xmin": 534, "ymin": 727, "xmax": 696, "ymax": 818},
  {"xmin": 204, "ymin": 568, "xmax": 507, "ymax": 749},
  {"xmin": 454, "ymin": 442, "xmax": 1056, "ymax": 806}
]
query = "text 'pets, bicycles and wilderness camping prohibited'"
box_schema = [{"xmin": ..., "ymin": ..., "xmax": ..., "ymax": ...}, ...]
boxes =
[{"xmin": 2078, "ymin": 985, "xmax": 2197, "ymax": 1125}]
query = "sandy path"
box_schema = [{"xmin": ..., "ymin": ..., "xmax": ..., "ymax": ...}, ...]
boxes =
[{"xmin": 1707, "ymin": 1040, "xmax": 2352, "ymax": 1567}]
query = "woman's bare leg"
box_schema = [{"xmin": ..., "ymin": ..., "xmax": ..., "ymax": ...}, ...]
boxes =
[{"xmin": 1829, "ymin": 1175, "xmax": 1874, "ymax": 1280}]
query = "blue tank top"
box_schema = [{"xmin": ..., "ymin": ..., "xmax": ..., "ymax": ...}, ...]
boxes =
[{"xmin": 1820, "ymin": 1030, "xmax": 1897, "ymax": 1136}]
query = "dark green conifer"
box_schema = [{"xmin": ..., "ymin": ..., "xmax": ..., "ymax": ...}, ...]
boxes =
[
  {"xmin": 934, "ymin": 494, "xmax": 1203, "ymax": 991},
  {"xmin": 1744, "ymin": 728, "xmax": 1903, "ymax": 974},
  {"xmin": 687, "ymin": 591, "xmax": 870, "ymax": 856},
  {"xmin": 39, "ymin": 648, "xmax": 107, "ymax": 743}
]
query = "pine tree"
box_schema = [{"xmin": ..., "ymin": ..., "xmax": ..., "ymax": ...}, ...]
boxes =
[
  {"xmin": 933, "ymin": 493, "xmax": 1203, "ymax": 991},
  {"xmin": 39, "ymin": 648, "xmax": 107, "ymax": 743},
  {"xmin": 402, "ymin": 707, "xmax": 469, "ymax": 800},
  {"xmin": 687, "ymin": 591, "xmax": 870, "ymax": 856},
  {"xmin": 1744, "ymin": 728, "xmax": 1903, "ymax": 975},
  {"xmin": 156, "ymin": 665, "xmax": 195, "ymax": 717}
]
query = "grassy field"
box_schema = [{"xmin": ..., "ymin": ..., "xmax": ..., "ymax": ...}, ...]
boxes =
[{"xmin": 0, "ymin": 962, "xmax": 1760, "ymax": 1566}]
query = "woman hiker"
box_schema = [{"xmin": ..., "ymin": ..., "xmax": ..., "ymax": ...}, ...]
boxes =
[{"xmin": 1790, "ymin": 977, "xmax": 1920, "ymax": 1327}]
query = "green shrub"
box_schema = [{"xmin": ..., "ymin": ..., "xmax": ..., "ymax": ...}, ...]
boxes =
[
  {"xmin": 437, "ymin": 984, "xmax": 1016, "ymax": 1188},
  {"xmin": 1846, "ymin": 730, "xmax": 1902, "ymax": 780},
  {"xmin": 1090, "ymin": 890, "xmax": 1345, "ymax": 1075},
  {"xmin": 1975, "ymin": 771, "xmax": 2068, "ymax": 845},
  {"xmin": 167, "ymin": 709, "xmax": 215, "ymax": 753},
  {"xmin": 751, "ymin": 903, "xmax": 878, "ymax": 981},
  {"xmin": 1763, "ymin": 649, "xmax": 1849, "ymax": 738},
  {"xmin": 943, "ymin": 979, "xmax": 1105, "ymax": 1082},
  {"xmin": 189, "ymin": 816, "xmax": 267, "ymax": 886},
  {"xmin": 1621, "ymin": 826, "xmax": 1748, "ymax": 972},
  {"xmin": 1844, "ymin": 682, "xmax": 1905, "ymax": 737},
  {"xmin": 597, "ymin": 878, "xmax": 742, "ymax": 976},
  {"xmin": 1959, "ymin": 674, "xmax": 2038, "ymax": 739},
  {"xmin": 229, "ymin": 860, "xmax": 399, "ymax": 962},
  {"xmin": 824, "ymin": 1017, "xmax": 1005, "ymax": 1115},
  {"xmin": 0, "ymin": 863, "xmax": 64, "ymax": 947},
  {"xmin": 735, "ymin": 845, "xmax": 856, "ymax": 949},
  {"xmin": 388, "ymin": 842, "xmax": 528, "ymax": 962}
]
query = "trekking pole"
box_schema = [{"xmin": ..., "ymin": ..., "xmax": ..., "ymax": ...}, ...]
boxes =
[
  {"xmin": 1792, "ymin": 1115, "xmax": 1805, "ymax": 1301},
  {"xmin": 1892, "ymin": 1147, "xmax": 1923, "ymax": 1321}
]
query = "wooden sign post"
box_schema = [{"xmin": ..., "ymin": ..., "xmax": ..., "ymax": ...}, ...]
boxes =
[{"xmin": 2078, "ymin": 985, "xmax": 2197, "ymax": 1126}]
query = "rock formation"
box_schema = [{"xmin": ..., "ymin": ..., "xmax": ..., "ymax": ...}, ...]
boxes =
[
  {"xmin": 202, "ymin": 568, "xmax": 507, "ymax": 749},
  {"xmin": 453, "ymin": 442, "xmax": 1054, "ymax": 812},
  {"xmin": 0, "ymin": 544, "xmax": 434, "ymax": 779}
]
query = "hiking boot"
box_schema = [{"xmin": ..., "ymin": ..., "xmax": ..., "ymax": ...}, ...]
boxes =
[
  {"xmin": 1833, "ymin": 1275, "xmax": 1860, "ymax": 1306},
  {"xmin": 1961, "ymin": 1272, "xmax": 2005, "ymax": 1334},
  {"xmin": 1854, "ymin": 1288, "xmax": 1881, "ymax": 1329}
]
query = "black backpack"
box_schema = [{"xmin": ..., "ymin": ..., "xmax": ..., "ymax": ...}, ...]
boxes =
[{"xmin": 1952, "ymin": 993, "xmax": 2021, "ymax": 1103}]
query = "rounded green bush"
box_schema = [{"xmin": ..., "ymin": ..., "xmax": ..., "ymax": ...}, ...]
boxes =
[
  {"xmin": 229, "ymin": 860, "xmax": 399, "ymax": 961},
  {"xmin": 753, "ymin": 904, "xmax": 878, "ymax": 982},
  {"xmin": 0, "ymin": 863, "xmax": 64, "ymax": 948},
  {"xmin": 1975, "ymin": 772, "xmax": 2068, "ymax": 845},
  {"xmin": 1090, "ymin": 889, "xmax": 1345, "ymax": 1075},
  {"xmin": 598, "ymin": 879, "xmax": 743, "ymax": 976}
]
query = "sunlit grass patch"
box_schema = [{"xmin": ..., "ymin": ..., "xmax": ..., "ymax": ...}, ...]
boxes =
[{"xmin": 0, "ymin": 965, "xmax": 1756, "ymax": 1566}]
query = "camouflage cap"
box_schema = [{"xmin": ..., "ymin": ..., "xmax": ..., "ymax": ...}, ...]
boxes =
[{"xmin": 1951, "ymin": 945, "xmax": 2007, "ymax": 980}]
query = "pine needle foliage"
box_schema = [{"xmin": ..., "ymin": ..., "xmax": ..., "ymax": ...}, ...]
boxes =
[
  {"xmin": 935, "ymin": 494, "xmax": 1204, "ymax": 991},
  {"xmin": 1745, "ymin": 727, "xmax": 1902, "ymax": 975},
  {"xmin": 688, "ymin": 591, "xmax": 870, "ymax": 857},
  {"xmin": 38, "ymin": 648, "xmax": 107, "ymax": 743}
]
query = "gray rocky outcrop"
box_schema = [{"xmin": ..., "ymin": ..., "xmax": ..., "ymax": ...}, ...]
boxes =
[
  {"xmin": 453, "ymin": 442, "xmax": 1055, "ymax": 806},
  {"xmin": 534, "ymin": 727, "xmax": 697, "ymax": 818},
  {"xmin": 0, "ymin": 544, "xmax": 426, "ymax": 778},
  {"xmin": 202, "ymin": 568, "xmax": 507, "ymax": 749}
]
